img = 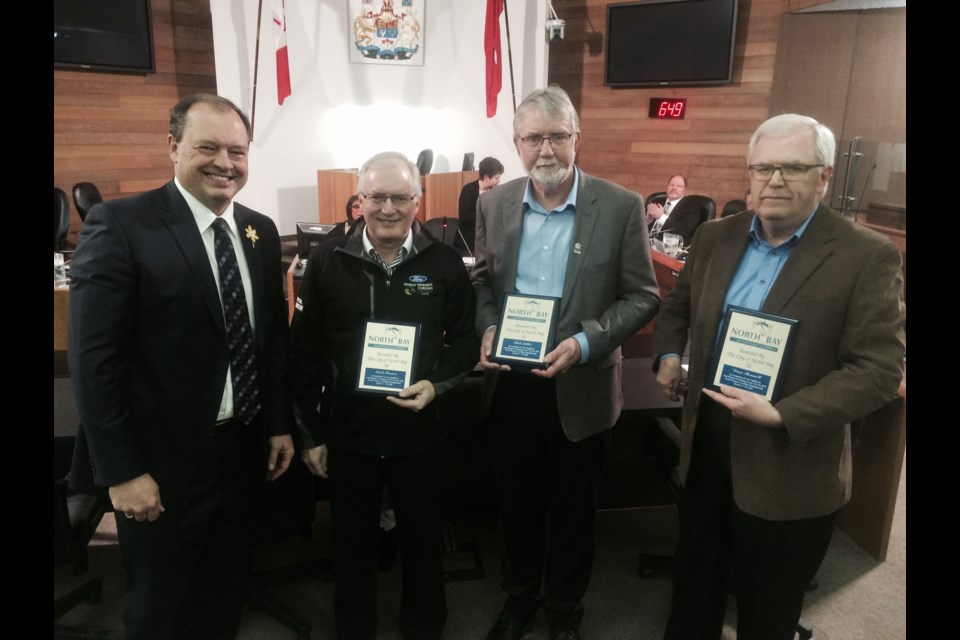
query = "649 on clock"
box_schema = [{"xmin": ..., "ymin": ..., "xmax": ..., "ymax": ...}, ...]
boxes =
[{"xmin": 649, "ymin": 98, "xmax": 687, "ymax": 120}]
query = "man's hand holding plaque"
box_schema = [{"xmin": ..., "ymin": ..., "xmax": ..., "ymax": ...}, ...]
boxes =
[
  {"xmin": 356, "ymin": 320, "xmax": 421, "ymax": 395},
  {"xmin": 490, "ymin": 293, "xmax": 560, "ymax": 370}
]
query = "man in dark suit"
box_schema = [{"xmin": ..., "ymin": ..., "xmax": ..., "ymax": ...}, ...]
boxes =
[
  {"xmin": 646, "ymin": 174, "xmax": 702, "ymax": 244},
  {"xmin": 472, "ymin": 86, "xmax": 660, "ymax": 640},
  {"xmin": 653, "ymin": 114, "xmax": 905, "ymax": 640},
  {"xmin": 69, "ymin": 94, "xmax": 295, "ymax": 640},
  {"xmin": 457, "ymin": 155, "xmax": 504, "ymax": 254}
]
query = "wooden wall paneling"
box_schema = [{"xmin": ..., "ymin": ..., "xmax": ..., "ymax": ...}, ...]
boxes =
[
  {"xmin": 422, "ymin": 171, "xmax": 478, "ymax": 221},
  {"xmin": 843, "ymin": 9, "xmax": 906, "ymax": 143},
  {"xmin": 53, "ymin": 0, "xmax": 218, "ymax": 249},
  {"xmin": 316, "ymin": 170, "xmax": 359, "ymax": 225},
  {"xmin": 548, "ymin": 0, "xmax": 784, "ymax": 212},
  {"xmin": 767, "ymin": 12, "xmax": 858, "ymax": 137}
]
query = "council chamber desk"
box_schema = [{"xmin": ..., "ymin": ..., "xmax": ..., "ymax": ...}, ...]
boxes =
[{"xmin": 647, "ymin": 248, "xmax": 906, "ymax": 561}]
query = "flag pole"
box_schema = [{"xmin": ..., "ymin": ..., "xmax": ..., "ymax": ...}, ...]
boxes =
[
  {"xmin": 503, "ymin": 0, "xmax": 517, "ymax": 113},
  {"xmin": 250, "ymin": 0, "xmax": 265, "ymax": 141}
]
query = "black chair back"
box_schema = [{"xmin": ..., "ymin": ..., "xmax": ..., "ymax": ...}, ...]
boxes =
[
  {"xmin": 421, "ymin": 216, "xmax": 461, "ymax": 248},
  {"xmin": 73, "ymin": 182, "xmax": 103, "ymax": 222},
  {"xmin": 684, "ymin": 195, "xmax": 717, "ymax": 224},
  {"xmin": 462, "ymin": 152, "xmax": 475, "ymax": 171},
  {"xmin": 721, "ymin": 199, "xmax": 748, "ymax": 218},
  {"xmin": 645, "ymin": 191, "xmax": 666, "ymax": 207},
  {"xmin": 416, "ymin": 149, "xmax": 434, "ymax": 176},
  {"xmin": 55, "ymin": 188, "xmax": 70, "ymax": 250}
]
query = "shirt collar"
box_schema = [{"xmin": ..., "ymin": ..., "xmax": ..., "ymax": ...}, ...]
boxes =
[
  {"xmin": 361, "ymin": 224, "xmax": 415, "ymax": 257},
  {"xmin": 175, "ymin": 176, "xmax": 238, "ymax": 236},
  {"xmin": 522, "ymin": 167, "xmax": 580, "ymax": 215},
  {"xmin": 748, "ymin": 204, "xmax": 818, "ymax": 248}
]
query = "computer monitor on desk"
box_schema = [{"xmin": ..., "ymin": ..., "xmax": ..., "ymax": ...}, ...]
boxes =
[{"xmin": 296, "ymin": 222, "xmax": 336, "ymax": 260}]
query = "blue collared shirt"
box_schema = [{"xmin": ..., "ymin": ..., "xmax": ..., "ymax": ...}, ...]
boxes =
[
  {"xmin": 722, "ymin": 207, "xmax": 818, "ymax": 313},
  {"xmin": 515, "ymin": 169, "xmax": 591, "ymax": 363}
]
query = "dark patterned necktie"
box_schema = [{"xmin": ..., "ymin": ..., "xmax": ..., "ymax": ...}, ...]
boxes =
[{"xmin": 212, "ymin": 218, "xmax": 261, "ymax": 425}]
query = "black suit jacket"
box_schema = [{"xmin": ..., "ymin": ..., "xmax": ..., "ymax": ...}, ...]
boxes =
[
  {"xmin": 648, "ymin": 195, "xmax": 702, "ymax": 245},
  {"xmin": 68, "ymin": 181, "xmax": 291, "ymax": 499}
]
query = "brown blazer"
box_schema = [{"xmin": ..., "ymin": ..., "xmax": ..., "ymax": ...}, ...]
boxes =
[
  {"xmin": 471, "ymin": 171, "xmax": 661, "ymax": 441},
  {"xmin": 653, "ymin": 204, "xmax": 905, "ymax": 520}
]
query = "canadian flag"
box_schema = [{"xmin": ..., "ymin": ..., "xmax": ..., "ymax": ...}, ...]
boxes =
[
  {"xmin": 273, "ymin": 0, "xmax": 291, "ymax": 105},
  {"xmin": 484, "ymin": 0, "xmax": 504, "ymax": 118}
]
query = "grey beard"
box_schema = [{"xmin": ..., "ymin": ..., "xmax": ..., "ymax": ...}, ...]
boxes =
[{"xmin": 530, "ymin": 163, "xmax": 569, "ymax": 189}]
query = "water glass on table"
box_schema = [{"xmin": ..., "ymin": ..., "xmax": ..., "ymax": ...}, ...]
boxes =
[
  {"xmin": 54, "ymin": 252, "xmax": 68, "ymax": 288},
  {"xmin": 662, "ymin": 233, "xmax": 682, "ymax": 258}
]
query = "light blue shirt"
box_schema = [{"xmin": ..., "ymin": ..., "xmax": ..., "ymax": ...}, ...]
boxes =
[
  {"xmin": 515, "ymin": 169, "xmax": 591, "ymax": 363},
  {"xmin": 722, "ymin": 208, "xmax": 818, "ymax": 313}
]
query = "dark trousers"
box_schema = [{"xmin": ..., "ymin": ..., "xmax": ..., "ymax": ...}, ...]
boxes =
[
  {"xmin": 490, "ymin": 371, "xmax": 608, "ymax": 634},
  {"xmin": 664, "ymin": 398, "xmax": 836, "ymax": 640},
  {"xmin": 327, "ymin": 444, "xmax": 447, "ymax": 640},
  {"xmin": 115, "ymin": 419, "xmax": 258, "ymax": 640}
]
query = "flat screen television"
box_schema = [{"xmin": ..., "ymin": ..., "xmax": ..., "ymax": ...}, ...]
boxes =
[
  {"xmin": 54, "ymin": 0, "xmax": 155, "ymax": 74},
  {"xmin": 605, "ymin": 0, "xmax": 739, "ymax": 88}
]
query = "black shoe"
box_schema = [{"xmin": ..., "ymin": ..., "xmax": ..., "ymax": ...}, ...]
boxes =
[
  {"xmin": 485, "ymin": 611, "xmax": 529, "ymax": 640},
  {"xmin": 552, "ymin": 631, "xmax": 582, "ymax": 640}
]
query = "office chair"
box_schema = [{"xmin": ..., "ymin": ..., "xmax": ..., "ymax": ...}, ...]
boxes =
[
  {"xmin": 721, "ymin": 198, "xmax": 748, "ymax": 218},
  {"xmin": 416, "ymin": 148, "xmax": 434, "ymax": 176},
  {"xmin": 54, "ymin": 477, "xmax": 120, "ymax": 638},
  {"xmin": 462, "ymin": 152, "xmax": 475, "ymax": 171},
  {"xmin": 645, "ymin": 191, "xmax": 667, "ymax": 207},
  {"xmin": 684, "ymin": 194, "xmax": 716, "ymax": 227},
  {"xmin": 55, "ymin": 187, "xmax": 71, "ymax": 250},
  {"xmin": 421, "ymin": 216, "xmax": 463, "ymax": 249},
  {"xmin": 73, "ymin": 182, "xmax": 103, "ymax": 222},
  {"xmin": 246, "ymin": 453, "xmax": 332, "ymax": 640}
]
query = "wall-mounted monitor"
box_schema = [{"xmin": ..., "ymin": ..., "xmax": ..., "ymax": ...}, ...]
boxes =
[
  {"xmin": 54, "ymin": 0, "xmax": 156, "ymax": 74},
  {"xmin": 605, "ymin": 0, "xmax": 739, "ymax": 88}
]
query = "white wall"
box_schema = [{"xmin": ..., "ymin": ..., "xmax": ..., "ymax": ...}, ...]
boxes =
[{"xmin": 211, "ymin": 0, "xmax": 550, "ymax": 234}]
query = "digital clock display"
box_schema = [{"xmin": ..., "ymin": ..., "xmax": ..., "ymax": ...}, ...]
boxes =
[{"xmin": 648, "ymin": 98, "xmax": 687, "ymax": 119}]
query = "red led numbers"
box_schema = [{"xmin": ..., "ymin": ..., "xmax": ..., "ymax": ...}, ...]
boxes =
[{"xmin": 648, "ymin": 98, "xmax": 686, "ymax": 120}]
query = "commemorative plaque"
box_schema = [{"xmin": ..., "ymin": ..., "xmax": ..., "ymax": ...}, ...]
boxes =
[
  {"xmin": 491, "ymin": 293, "xmax": 560, "ymax": 369},
  {"xmin": 356, "ymin": 320, "xmax": 420, "ymax": 395},
  {"xmin": 707, "ymin": 306, "xmax": 798, "ymax": 402}
]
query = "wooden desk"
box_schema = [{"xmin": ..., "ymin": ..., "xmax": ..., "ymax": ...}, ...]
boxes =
[
  {"xmin": 316, "ymin": 169, "xmax": 359, "ymax": 225},
  {"xmin": 286, "ymin": 255, "xmax": 302, "ymax": 325},
  {"xmin": 54, "ymin": 288, "xmax": 70, "ymax": 376}
]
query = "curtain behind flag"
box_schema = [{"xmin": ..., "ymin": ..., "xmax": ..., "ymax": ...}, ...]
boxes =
[
  {"xmin": 484, "ymin": 0, "xmax": 504, "ymax": 118},
  {"xmin": 273, "ymin": 0, "xmax": 291, "ymax": 105}
]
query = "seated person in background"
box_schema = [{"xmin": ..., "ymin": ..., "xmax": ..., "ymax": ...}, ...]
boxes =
[
  {"xmin": 326, "ymin": 194, "xmax": 363, "ymax": 241},
  {"xmin": 457, "ymin": 156, "xmax": 504, "ymax": 254},
  {"xmin": 646, "ymin": 174, "xmax": 701, "ymax": 244}
]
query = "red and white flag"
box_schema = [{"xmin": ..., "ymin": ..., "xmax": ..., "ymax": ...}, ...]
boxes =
[
  {"xmin": 273, "ymin": 0, "xmax": 291, "ymax": 105},
  {"xmin": 484, "ymin": 0, "xmax": 504, "ymax": 118}
]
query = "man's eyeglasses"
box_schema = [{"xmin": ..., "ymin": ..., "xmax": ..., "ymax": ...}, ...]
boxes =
[
  {"xmin": 361, "ymin": 192, "xmax": 416, "ymax": 206},
  {"xmin": 519, "ymin": 133, "xmax": 575, "ymax": 149},
  {"xmin": 748, "ymin": 164, "xmax": 824, "ymax": 181}
]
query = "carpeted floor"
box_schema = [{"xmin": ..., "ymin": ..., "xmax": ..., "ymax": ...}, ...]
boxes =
[{"xmin": 54, "ymin": 454, "xmax": 905, "ymax": 640}]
